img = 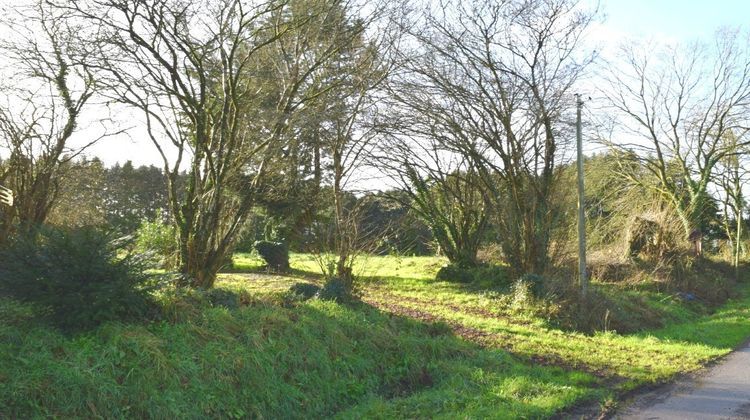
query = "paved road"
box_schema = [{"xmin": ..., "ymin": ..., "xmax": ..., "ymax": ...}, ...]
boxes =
[{"xmin": 618, "ymin": 342, "xmax": 750, "ymax": 419}]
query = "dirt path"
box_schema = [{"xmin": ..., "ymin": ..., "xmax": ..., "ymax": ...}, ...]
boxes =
[{"xmin": 617, "ymin": 341, "xmax": 750, "ymax": 419}]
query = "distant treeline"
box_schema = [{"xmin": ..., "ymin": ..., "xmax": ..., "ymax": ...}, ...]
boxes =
[{"xmin": 49, "ymin": 158, "xmax": 434, "ymax": 256}]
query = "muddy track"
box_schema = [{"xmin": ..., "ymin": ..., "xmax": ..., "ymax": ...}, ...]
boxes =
[
  {"xmin": 362, "ymin": 287, "xmax": 537, "ymax": 326},
  {"xmin": 362, "ymin": 294, "xmax": 622, "ymax": 381}
]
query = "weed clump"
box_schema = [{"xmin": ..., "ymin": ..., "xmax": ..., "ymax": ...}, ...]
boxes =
[
  {"xmin": 471, "ymin": 265, "xmax": 509, "ymax": 287},
  {"xmin": 435, "ymin": 264, "xmax": 473, "ymax": 283},
  {"xmin": 316, "ymin": 277, "xmax": 352, "ymax": 302},
  {"xmin": 435, "ymin": 264, "xmax": 509, "ymax": 286},
  {"xmin": 288, "ymin": 282, "xmax": 321, "ymax": 300},
  {"xmin": 203, "ymin": 288, "xmax": 241, "ymax": 309},
  {"xmin": 517, "ymin": 273, "xmax": 546, "ymax": 297}
]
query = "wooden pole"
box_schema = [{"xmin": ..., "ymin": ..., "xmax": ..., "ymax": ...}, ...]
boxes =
[{"xmin": 576, "ymin": 94, "xmax": 588, "ymax": 296}]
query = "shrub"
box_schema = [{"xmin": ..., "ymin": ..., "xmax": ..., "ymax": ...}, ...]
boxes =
[
  {"xmin": 510, "ymin": 279, "xmax": 536, "ymax": 307},
  {"xmin": 135, "ymin": 215, "xmax": 177, "ymax": 269},
  {"xmin": 0, "ymin": 226, "xmax": 158, "ymax": 332},
  {"xmin": 280, "ymin": 283, "xmax": 322, "ymax": 306},
  {"xmin": 288, "ymin": 283, "xmax": 321, "ymax": 300},
  {"xmin": 253, "ymin": 240, "xmax": 289, "ymax": 271},
  {"xmin": 316, "ymin": 277, "xmax": 351, "ymax": 302},
  {"xmin": 518, "ymin": 273, "xmax": 546, "ymax": 297},
  {"xmin": 548, "ymin": 287, "xmax": 665, "ymax": 334},
  {"xmin": 435, "ymin": 264, "xmax": 474, "ymax": 283},
  {"xmin": 471, "ymin": 265, "xmax": 509, "ymax": 287},
  {"xmin": 203, "ymin": 288, "xmax": 241, "ymax": 309}
]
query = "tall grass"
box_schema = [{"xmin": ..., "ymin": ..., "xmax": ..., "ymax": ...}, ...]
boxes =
[{"xmin": 0, "ymin": 293, "xmax": 599, "ymax": 419}]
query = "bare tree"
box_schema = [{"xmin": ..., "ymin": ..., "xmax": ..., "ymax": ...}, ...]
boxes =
[
  {"xmin": 252, "ymin": 0, "xmax": 402, "ymax": 285},
  {"xmin": 59, "ymin": 0, "xmax": 378, "ymax": 287},
  {"xmin": 0, "ymin": 1, "xmax": 109, "ymax": 240},
  {"xmin": 716, "ymin": 132, "xmax": 749, "ymax": 277},
  {"xmin": 374, "ymin": 132, "xmax": 490, "ymax": 268},
  {"xmin": 319, "ymin": 20, "xmax": 399, "ymax": 283},
  {"xmin": 385, "ymin": 0, "xmax": 594, "ymax": 275},
  {"xmin": 600, "ymin": 32, "xmax": 750, "ymax": 242}
]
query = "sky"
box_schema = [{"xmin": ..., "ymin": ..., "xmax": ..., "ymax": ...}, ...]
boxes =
[
  {"xmin": 3, "ymin": 0, "xmax": 750, "ymax": 169},
  {"xmin": 592, "ymin": 0, "xmax": 750, "ymax": 44}
]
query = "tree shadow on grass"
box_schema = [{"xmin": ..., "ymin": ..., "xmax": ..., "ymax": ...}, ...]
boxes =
[
  {"xmin": 641, "ymin": 299, "xmax": 750, "ymax": 349},
  {"xmin": 223, "ymin": 257, "xmax": 325, "ymax": 282},
  {"xmin": 0, "ymin": 290, "xmax": 604, "ymax": 419},
  {"xmin": 357, "ymin": 265, "xmax": 750, "ymax": 353},
  {"xmin": 269, "ymin": 298, "xmax": 603, "ymax": 419},
  {"xmin": 223, "ymin": 263, "xmax": 750, "ymax": 392},
  {"xmin": 223, "ymin": 264, "xmax": 324, "ymax": 281}
]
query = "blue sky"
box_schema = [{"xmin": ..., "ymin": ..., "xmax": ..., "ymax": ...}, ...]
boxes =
[{"xmin": 597, "ymin": 0, "xmax": 749, "ymax": 43}]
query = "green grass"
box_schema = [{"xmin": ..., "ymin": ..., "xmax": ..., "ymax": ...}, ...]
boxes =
[
  {"xmin": 360, "ymin": 280, "xmax": 740, "ymax": 382},
  {"xmin": 1, "ymin": 253, "xmax": 750, "ymax": 418},
  {"xmin": 0, "ymin": 296, "xmax": 599, "ymax": 418},
  {"xmin": 245, "ymin": 254, "xmax": 750, "ymax": 402},
  {"xmin": 231, "ymin": 253, "xmax": 443, "ymax": 281}
]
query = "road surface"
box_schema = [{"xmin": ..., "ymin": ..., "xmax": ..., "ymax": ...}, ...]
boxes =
[{"xmin": 618, "ymin": 341, "xmax": 750, "ymax": 419}]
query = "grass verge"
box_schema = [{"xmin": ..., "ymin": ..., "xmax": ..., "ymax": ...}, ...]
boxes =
[
  {"xmin": 1, "ymin": 254, "xmax": 749, "ymax": 418},
  {"xmin": 0, "ymin": 294, "xmax": 599, "ymax": 418}
]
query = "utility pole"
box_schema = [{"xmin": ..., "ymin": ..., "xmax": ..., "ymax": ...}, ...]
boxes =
[{"xmin": 575, "ymin": 94, "xmax": 588, "ymax": 297}]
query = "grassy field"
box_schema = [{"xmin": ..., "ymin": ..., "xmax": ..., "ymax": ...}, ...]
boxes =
[{"xmin": 1, "ymin": 253, "xmax": 750, "ymax": 418}]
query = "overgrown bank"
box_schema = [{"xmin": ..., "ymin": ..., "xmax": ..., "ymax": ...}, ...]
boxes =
[
  {"xmin": 2, "ymin": 255, "xmax": 749, "ymax": 418},
  {"xmin": 0, "ymin": 292, "xmax": 597, "ymax": 418}
]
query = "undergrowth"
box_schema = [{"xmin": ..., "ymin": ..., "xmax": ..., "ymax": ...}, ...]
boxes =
[
  {"xmin": 0, "ymin": 290, "xmax": 598, "ymax": 419},
  {"xmin": 2, "ymin": 254, "xmax": 749, "ymax": 418}
]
